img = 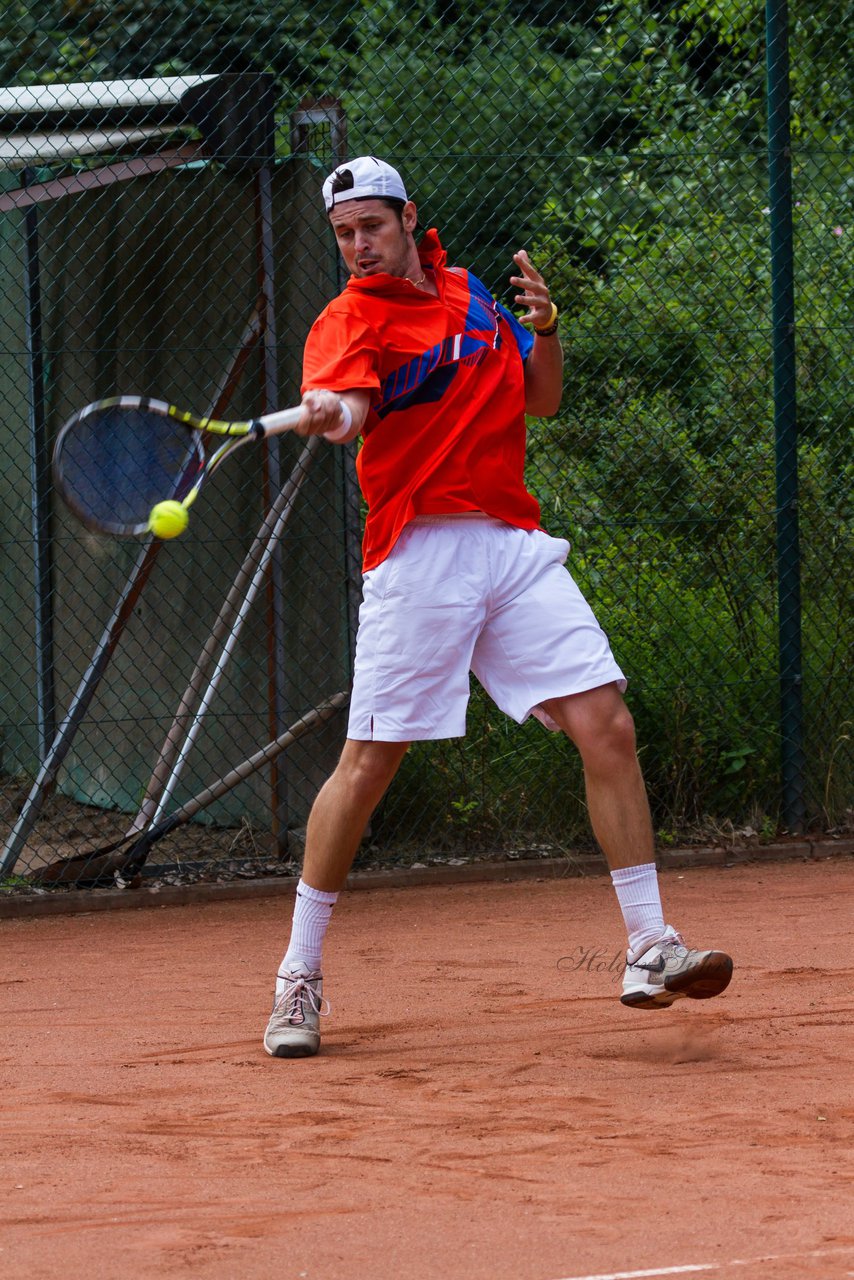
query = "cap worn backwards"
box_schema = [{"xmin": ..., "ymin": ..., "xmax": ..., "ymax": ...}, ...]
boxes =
[{"xmin": 322, "ymin": 156, "xmax": 408, "ymax": 212}]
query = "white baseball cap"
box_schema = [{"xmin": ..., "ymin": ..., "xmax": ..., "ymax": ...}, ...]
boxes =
[{"xmin": 322, "ymin": 156, "xmax": 409, "ymax": 213}]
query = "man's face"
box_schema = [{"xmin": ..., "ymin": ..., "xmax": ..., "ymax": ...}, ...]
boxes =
[{"xmin": 329, "ymin": 198, "xmax": 418, "ymax": 278}]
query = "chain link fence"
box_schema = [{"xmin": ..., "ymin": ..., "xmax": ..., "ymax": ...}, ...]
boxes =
[{"xmin": 0, "ymin": 1, "xmax": 850, "ymax": 893}]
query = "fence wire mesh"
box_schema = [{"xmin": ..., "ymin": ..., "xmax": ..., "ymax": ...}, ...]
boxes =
[{"xmin": 0, "ymin": 1, "xmax": 850, "ymax": 894}]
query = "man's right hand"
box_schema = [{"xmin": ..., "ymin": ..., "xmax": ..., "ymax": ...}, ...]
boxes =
[{"xmin": 296, "ymin": 388, "xmax": 369, "ymax": 442}]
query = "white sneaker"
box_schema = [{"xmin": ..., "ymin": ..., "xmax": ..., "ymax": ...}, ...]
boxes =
[
  {"xmin": 621, "ymin": 926, "xmax": 733, "ymax": 1009},
  {"xmin": 263, "ymin": 963, "xmax": 329, "ymax": 1057}
]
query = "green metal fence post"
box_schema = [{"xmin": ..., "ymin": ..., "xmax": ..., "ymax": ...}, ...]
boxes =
[
  {"xmin": 765, "ymin": 0, "xmax": 806, "ymax": 831},
  {"xmin": 22, "ymin": 166, "xmax": 56, "ymax": 762}
]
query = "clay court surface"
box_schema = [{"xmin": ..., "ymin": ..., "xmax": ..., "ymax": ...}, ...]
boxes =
[{"xmin": 2, "ymin": 858, "xmax": 853, "ymax": 1280}]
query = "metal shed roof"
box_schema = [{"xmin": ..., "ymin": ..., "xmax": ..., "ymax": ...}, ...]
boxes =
[{"xmin": 0, "ymin": 76, "xmax": 216, "ymax": 117}]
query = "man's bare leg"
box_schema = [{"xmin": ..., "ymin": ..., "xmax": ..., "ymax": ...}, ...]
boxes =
[
  {"xmin": 541, "ymin": 683, "xmax": 732, "ymax": 1007},
  {"xmin": 264, "ymin": 739, "xmax": 409, "ymax": 1057},
  {"xmin": 540, "ymin": 683, "xmax": 654, "ymax": 871},
  {"xmin": 302, "ymin": 738, "xmax": 410, "ymax": 891},
  {"xmin": 542, "ymin": 683, "xmax": 664, "ymax": 948}
]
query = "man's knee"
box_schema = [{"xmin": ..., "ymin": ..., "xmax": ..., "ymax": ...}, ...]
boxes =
[
  {"xmin": 595, "ymin": 699, "xmax": 638, "ymax": 759},
  {"xmin": 333, "ymin": 739, "xmax": 409, "ymax": 800},
  {"xmin": 543, "ymin": 685, "xmax": 638, "ymax": 763}
]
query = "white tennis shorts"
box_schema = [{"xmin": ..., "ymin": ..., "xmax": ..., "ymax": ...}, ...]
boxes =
[{"xmin": 347, "ymin": 515, "xmax": 626, "ymax": 741}]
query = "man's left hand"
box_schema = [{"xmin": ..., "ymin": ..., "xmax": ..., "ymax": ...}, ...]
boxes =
[{"xmin": 510, "ymin": 250, "xmax": 554, "ymax": 331}]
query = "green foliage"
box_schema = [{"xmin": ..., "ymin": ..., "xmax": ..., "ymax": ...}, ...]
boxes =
[
  {"xmin": 373, "ymin": 692, "xmax": 593, "ymax": 854},
  {"xmin": 525, "ymin": 190, "xmax": 851, "ymax": 832}
]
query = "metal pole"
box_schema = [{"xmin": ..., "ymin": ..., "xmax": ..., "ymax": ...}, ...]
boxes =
[
  {"xmin": 290, "ymin": 101, "xmax": 361, "ymax": 668},
  {"xmin": 765, "ymin": 0, "xmax": 805, "ymax": 830},
  {"xmin": 22, "ymin": 167, "xmax": 56, "ymax": 761},
  {"xmin": 0, "ymin": 541, "xmax": 161, "ymax": 875},
  {"xmin": 256, "ymin": 161, "xmax": 291, "ymax": 853},
  {"xmin": 327, "ymin": 118, "xmax": 363, "ymax": 672},
  {"xmin": 145, "ymin": 438, "xmax": 321, "ymax": 830}
]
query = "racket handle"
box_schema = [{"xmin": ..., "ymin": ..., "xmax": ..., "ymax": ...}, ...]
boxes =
[{"xmin": 256, "ymin": 406, "xmax": 304, "ymax": 435}]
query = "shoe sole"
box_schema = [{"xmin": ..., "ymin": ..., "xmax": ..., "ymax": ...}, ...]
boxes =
[
  {"xmin": 263, "ymin": 1038, "xmax": 320, "ymax": 1058},
  {"xmin": 621, "ymin": 952, "xmax": 733, "ymax": 1009}
]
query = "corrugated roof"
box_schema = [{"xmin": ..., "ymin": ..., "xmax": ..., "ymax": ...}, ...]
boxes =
[{"xmin": 0, "ymin": 76, "xmax": 216, "ymax": 117}]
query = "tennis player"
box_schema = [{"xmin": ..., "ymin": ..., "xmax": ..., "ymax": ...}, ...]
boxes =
[{"xmin": 264, "ymin": 156, "xmax": 732, "ymax": 1057}]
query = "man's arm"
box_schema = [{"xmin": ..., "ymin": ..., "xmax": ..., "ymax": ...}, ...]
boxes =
[{"xmin": 510, "ymin": 250, "xmax": 564, "ymax": 418}]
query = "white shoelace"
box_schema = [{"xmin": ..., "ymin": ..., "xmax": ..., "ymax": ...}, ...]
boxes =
[{"xmin": 273, "ymin": 973, "xmax": 331, "ymax": 1026}]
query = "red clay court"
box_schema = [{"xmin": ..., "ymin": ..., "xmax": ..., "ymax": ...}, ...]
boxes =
[{"xmin": 2, "ymin": 857, "xmax": 853, "ymax": 1280}]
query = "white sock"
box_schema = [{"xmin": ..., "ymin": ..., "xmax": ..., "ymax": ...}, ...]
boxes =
[
  {"xmin": 278, "ymin": 879, "xmax": 338, "ymax": 992},
  {"xmin": 610, "ymin": 862, "xmax": 666, "ymax": 958}
]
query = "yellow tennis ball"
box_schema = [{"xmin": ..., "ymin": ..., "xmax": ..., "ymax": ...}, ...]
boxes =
[{"xmin": 148, "ymin": 500, "xmax": 188, "ymax": 540}]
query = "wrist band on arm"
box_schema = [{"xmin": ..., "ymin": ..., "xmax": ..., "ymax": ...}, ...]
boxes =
[
  {"xmin": 323, "ymin": 398, "xmax": 353, "ymax": 443},
  {"xmin": 534, "ymin": 301, "xmax": 559, "ymax": 337}
]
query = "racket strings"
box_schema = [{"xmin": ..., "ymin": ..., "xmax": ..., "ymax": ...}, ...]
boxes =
[{"xmin": 55, "ymin": 406, "xmax": 204, "ymax": 534}]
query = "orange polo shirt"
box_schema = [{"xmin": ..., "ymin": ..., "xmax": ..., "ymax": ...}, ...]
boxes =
[{"xmin": 302, "ymin": 229, "xmax": 540, "ymax": 571}]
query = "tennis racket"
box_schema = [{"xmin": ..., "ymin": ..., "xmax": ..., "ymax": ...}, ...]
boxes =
[{"xmin": 52, "ymin": 395, "xmax": 305, "ymax": 538}]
